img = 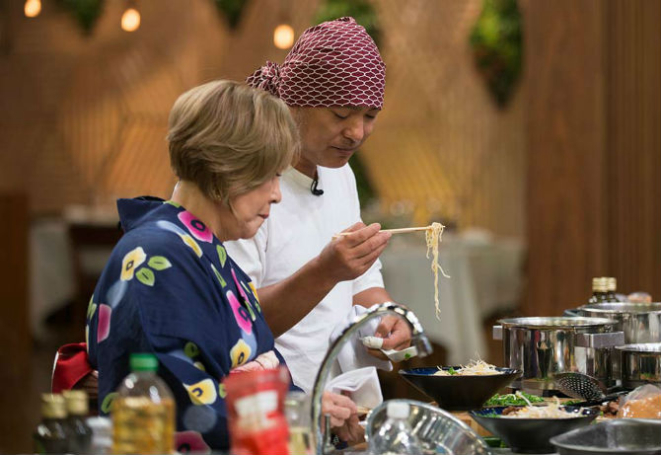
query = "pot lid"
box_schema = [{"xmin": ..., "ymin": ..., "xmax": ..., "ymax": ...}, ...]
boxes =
[
  {"xmin": 577, "ymin": 302, "xmax": 661, "ymax": 314},
  {"xmin": 615, "ymin": 342, "xmax": 661, "ymax": 353},
  {"xmin": 498, "ymin": 316, "xmax": 617, "ymax": 329}
]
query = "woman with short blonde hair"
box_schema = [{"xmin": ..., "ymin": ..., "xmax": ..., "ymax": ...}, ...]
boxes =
[
  {"xmin": 86, "ymin": 80, "xmax": 299, "ymax": 451},
  {"xmin": 168, "ymin": 80, "xmax": 299, "ymax": 205}
]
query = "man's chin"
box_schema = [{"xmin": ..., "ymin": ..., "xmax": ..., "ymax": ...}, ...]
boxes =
[{"xmin": 318, "ymin": 156, "xmax": 352, "ymax": 169}]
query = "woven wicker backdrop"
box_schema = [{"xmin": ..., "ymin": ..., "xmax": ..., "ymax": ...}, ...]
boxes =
[{"xmin": 0, "ymin": 0, "xmax": 526, "ymax": 237}]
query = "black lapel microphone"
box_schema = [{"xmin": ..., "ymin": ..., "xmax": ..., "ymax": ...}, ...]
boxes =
[{"xmin": 311, "ymin": 174, "xmax": 324, "ymax": 196}]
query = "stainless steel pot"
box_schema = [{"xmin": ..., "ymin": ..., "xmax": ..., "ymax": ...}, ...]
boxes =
[
  {"xmin": 571, "ymin": 302, "xmax": 661, "ymax": 344},
  {"xmin": 570, "ymin": 302, "xmax": 661, "ymax": 380},
  {"xmin": 616, "ymin": 342, "xmax": 661, "ymax": 388},
  {"xmin": 493, "ymin": 317, "xmax": 624, "ymax": 393}
]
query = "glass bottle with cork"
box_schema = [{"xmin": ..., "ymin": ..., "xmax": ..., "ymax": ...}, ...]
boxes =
[
  {"xmin": 112, "ymin": 353, "xmax": 175, "ymax": 455},
  {"xmin": 63, "ymin": 390, "xmax": 93, "ymax": 454},
  {"xmin": 33, "ymin": 393, "xmax": 69, "ymax": 454}
]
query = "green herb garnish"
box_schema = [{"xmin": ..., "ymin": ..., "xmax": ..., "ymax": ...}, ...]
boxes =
[
  {"xmin": 484, "ymin": 392, "xmax": 545, "ymax": 407},
  {"xmin": 447, "ymin": 367, "xmax": 458, "ymax": 375},
  {"xmin": 563, "ymin": 399, "xmax": 583, "ymax": 406}
]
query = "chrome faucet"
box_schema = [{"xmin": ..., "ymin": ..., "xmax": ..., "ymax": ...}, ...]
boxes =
[{"xmin": 310, "ymin": 302, "xmax": 433, "ymax": 454}]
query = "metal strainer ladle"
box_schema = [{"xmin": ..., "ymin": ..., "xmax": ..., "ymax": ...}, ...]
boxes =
[
  {"xmin": 553, "ymin": 372, "xmax": 628, "ymax": 406},
  {"xmin": 553, "ymin": 372, "xmax": 607, "ymax": 401}
]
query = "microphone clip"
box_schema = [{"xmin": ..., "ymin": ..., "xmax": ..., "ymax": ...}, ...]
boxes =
[{"xmin": 311, "ymin": 175, "xmax": 324, "ymax": 196}]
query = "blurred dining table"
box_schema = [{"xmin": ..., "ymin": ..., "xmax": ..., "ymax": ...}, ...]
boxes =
[{"xmin": 379, "ymin": 230, "xmax": 525, "ymax": 365}]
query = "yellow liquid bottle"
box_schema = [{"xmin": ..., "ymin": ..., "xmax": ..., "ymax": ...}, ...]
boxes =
[
  {"xmin": 288, "ymin": 426, "xmax": 313, "ymax": 455},
  {"xmin": 112, "ymin": 353, "xmax": 175, "ymax": 454},
  {"xmin": 285, "ymin": 392, "xmax": 313, "ymax": 455}
]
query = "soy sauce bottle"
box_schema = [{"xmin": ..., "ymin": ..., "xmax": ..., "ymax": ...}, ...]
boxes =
[
  {"xmin": 33, "ymin": 393, "xmax": 68, "ymax": 454},
  {"xmin": 64, "ymin": 390, "xmax": 93, "ymax": 454}
]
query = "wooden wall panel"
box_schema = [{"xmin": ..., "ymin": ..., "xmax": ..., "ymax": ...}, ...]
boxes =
[
  {"xmin": 525, "ymin": 0, "xmax": 661, "ymax": 316},
  {"xmin": 606, "ymin": 0, "xmax": 661, "ymax": 300},
  {"xmin": 0, "ymin": 192, "xmax": 31, "ymax": 455},
  {"xmin": 0, "ymin": 193, "xmax": 30, "ymax": 380},
  {"xmin": 525, "ymin": 1, "xmax": 607, "ymax": 315}
]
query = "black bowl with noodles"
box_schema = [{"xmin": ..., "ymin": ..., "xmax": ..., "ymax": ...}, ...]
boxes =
[
  {"xmin": 470, "ymin": 406, "xmax": 599, "ymax": 454},
  {"xmin": 398, "ymin": 366, "xmax": 522, "ymax": 411}
]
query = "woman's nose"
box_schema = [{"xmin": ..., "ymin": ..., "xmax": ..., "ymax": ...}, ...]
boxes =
[{"xmin": 271, "ymin": 178, "xmax": 282, "ymax": 204}]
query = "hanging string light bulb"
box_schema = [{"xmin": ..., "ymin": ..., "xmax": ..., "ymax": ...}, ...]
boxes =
[
  {"xmin": 24, "ymin": 0, "xmax": 42, "ymax": 18},
  {"xmin": 273, "ymin": 23, "xmax": 294, "ymax": 49},
  {"xmin": 121, "ymin": 3, "xmax": 141, "ymax": 32}
]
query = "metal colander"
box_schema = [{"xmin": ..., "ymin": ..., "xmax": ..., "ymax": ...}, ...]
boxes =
[{"xmin": 553, "ymin": 372, "xmax": 606, "ymax": 401}]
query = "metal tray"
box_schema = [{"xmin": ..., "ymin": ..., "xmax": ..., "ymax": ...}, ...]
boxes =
[{"xmin": 550, "ymin": 419, "xmax": 661, "ymax": 454}]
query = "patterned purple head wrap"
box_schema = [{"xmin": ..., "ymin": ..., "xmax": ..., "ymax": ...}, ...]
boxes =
[{"xmin": 247, "ymin": 17, "xmax": 386, "ymax": 109}]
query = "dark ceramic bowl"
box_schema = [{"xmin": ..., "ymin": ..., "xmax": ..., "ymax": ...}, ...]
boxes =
[
  {"xmin": 398, "ymin": 366, "xmax": 522, "ymax": 411},
  {"xmin": 470, "ymin": 406, "xmax": 599, "ymax": 454}
]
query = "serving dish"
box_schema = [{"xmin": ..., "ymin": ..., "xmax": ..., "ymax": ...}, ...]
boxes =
[
  {"xmin": 470, "ymin": 406, "xmax": 598, "ymax": 454},
  {"xmin": 399, "ymin": 366, "xmax": 521, "ymax": 410}
]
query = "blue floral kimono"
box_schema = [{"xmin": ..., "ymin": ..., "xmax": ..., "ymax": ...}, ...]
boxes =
[{"xmin": 87, "ymin": 197, "xmax": 283, "ymax": 452}]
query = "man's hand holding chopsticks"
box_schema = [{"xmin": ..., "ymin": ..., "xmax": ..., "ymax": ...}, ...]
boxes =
[{"xmin": 318, "ymin": 222, "xmax": 391, "ymax": 283}]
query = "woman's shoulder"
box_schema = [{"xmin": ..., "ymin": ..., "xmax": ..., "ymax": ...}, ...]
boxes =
[{"xmin": 107, "ymin": 217, "xmax": 213, "ymax": 287}]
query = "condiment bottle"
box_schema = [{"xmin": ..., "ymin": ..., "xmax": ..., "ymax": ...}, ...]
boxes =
[
  {"xmin": 285, "ymin": 391, "xmax": 313, "ymax": 455},
  {"xmin": 64, "ymin": 390, "xmax": 93, "ymax": 454},
  {"xmin": 111, "ymin": 353, "xmax": 175, "ymax": 454},
  {"xmin": 33, "ymin": 393, "xmax": 68, "ymax": 454}
]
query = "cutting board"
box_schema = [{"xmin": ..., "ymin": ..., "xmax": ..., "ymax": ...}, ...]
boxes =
[{"xmin": 452, "ymin": 411, "xmax": 492, "ymax": 437}]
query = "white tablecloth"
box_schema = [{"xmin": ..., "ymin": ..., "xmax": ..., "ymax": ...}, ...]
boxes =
[
  {"xmin": 30, "ymin": 208, "xmax": 118, "ymax": 336},
  {"xmin": 30, "ymin": 220, "xmax": 75, "ymax": 335},
  {"xmin": 380, "ymin": 232, "xmax": 525, "ymax": 365}
]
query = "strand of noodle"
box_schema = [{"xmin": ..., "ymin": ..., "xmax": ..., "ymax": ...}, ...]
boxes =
[
  {"xmin": 502, "ymin": 397, "xmax": 576, "ymax": 419},
  {"xmin": 433, "ymin": 359, "xmax": 502, "ymax": 376},
  {"xmin": 425, "ymin": 222, "xmax": 450, "ymax": 319}
]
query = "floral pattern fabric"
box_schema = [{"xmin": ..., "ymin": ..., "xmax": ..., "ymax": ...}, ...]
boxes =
[{"xmin": 86, "ymin": 197, "xmax": 283, "ymax": 452}]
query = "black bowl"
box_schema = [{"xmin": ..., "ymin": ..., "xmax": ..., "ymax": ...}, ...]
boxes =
[
  {"xmin": 398, "ymin": 366, "xmax": 522, "ymax": 411},
  {"xmin": 470, "ymin": 406, "xmax": 599, "ymax": 454}
]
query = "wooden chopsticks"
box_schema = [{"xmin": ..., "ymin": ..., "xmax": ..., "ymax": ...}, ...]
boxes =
[{"xmin": 333, "ymin": 226, "xmax": 429, "ymax": 239}]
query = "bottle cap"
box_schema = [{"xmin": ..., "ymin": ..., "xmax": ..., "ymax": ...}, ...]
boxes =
[
  {"xmin": 607, "ymin": 277, "xmax": 617, "ymax": 292},
  {"xmin": 130, "ymin": 353, "xmax": 158, "ymax": 372},
  {"xmin": 386, "ymin": 401, "xmax": 410, "ymax": 419},
  {"xmin": 63, "ymin": 390, "xmax": 89, "ymax": 416},
  {"xmin": 592, "ymin": 277, "xmax": 607, "ymax": 292},
  {"xmin": 86, "ymin": 416, "xmax": 112, "ymax": 438},
  {"xmin": 41, "ymin": 393, "xmax": 67, "ymax": 419}
]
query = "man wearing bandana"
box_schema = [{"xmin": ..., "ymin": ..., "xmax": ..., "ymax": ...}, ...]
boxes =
[{"xmin": 226, "ymin": 17, "xmax": 411, "ymax": 442}]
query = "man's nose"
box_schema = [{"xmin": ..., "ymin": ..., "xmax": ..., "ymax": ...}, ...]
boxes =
[{"xmin": 343, "ymin": 117, "xmax": 365, "ymax": 144}]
